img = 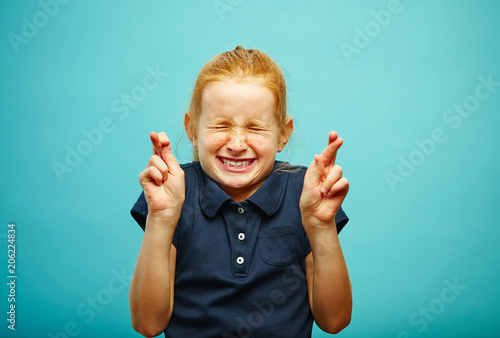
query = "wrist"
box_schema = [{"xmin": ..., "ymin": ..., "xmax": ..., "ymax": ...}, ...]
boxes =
[
  {"xmin": 302, "ymin": 214, "xmax": 339, "ymax": 239},
  {"xmin": 147, "ymin": 209, "xmax": 182, "ymax": 227},
  {"xmin": 301, "ymin": 212, "xmax": 336, "ymax": 230}
]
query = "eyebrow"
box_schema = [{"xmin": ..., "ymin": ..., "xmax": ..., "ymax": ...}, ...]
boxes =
[
  {"xmin": 209, "ymin": 118, "xmax": 232, "ymax": 125},
  {"xmin": 209, "ymin": 118, "xmax": 268, "ymax": 126}
]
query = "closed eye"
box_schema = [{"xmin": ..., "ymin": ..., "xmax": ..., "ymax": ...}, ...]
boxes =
[
  {"xmin": 248, "ymin": 123, "xmax": 269, "ymax": 131},
  {"xmin": 210, "ymin": 125, "xmax": 229, "ymax": 130}
]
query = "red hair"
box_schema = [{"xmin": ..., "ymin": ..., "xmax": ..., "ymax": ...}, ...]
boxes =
[{"xmin": 186, "ymin": 46, "xmax": 288, "ymax": 160}]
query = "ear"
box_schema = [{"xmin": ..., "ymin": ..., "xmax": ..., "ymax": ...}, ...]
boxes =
[
  {"xmin": 277, "ymin": 117, "xmax": 294, "ymax": 152},
  {"xmin": 184, "ymin": 112, "xmax": 197, "ymax": 147}
]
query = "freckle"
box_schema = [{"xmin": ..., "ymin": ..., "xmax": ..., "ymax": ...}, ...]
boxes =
[{"xmin": 210, "ymin": 136, "xmax": 226, "ymax": 144}]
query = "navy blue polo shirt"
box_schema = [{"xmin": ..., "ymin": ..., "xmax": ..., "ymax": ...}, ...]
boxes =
[{"xmin": 131, "ymin": 161, "xmax": 348, "ymax": 338}]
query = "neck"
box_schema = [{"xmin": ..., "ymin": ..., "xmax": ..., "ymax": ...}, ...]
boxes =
[{"xmin": 220, "ymin": 183, "xmax": 264, "ymax": 202}]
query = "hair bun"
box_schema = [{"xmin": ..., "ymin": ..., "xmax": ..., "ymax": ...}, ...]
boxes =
[{"xmin": 234, "ymin": 45, "xmax": 245, "ymax": 51}]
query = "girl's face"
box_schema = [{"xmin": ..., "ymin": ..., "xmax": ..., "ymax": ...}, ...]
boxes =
[{"xmin": 186, "ymin": 79, "xmax": 292, "ymax": 202}]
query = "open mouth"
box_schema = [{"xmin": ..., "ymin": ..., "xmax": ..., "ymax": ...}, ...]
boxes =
[{"xmin": 219, "ymin": 157, "xmax": 255, "ymax": 168}]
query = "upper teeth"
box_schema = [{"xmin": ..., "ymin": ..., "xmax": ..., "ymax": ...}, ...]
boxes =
[{"xmin": 222, "ymin": 158, "xmax": 252, "ymax": 167}]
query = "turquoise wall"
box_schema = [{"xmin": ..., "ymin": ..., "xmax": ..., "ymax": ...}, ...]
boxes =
[{"xmin": 1, "ymin": 1, "xmax": 499, "ymax": 337}]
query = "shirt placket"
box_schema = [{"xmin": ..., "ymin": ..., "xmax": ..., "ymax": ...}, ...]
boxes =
[{"xmin": 222, "ymin": 201, "xmax": 250, "ymax": 278}]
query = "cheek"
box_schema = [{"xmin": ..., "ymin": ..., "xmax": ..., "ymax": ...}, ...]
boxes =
[
  {"xmin": 204, "ymin": 134, "xmax": 229, "ymax": 149},
  {"xmin": 247, "ymin": 134, "xmax": 278, "ymax": 153}
]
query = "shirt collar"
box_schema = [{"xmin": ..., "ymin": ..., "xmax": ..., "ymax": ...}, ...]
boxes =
[
  {"xmin": 247, "ymin": 161, "xmax": 289, "ymax": 216},
  {"xmin": 196, "ymin": 161, "xmax": 289, "ymax": 217}
]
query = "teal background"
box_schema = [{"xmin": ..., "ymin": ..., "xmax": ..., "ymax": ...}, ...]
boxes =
[{"xmin": 1, "ymin": 0, "xmax": 500, "ymax": 337}]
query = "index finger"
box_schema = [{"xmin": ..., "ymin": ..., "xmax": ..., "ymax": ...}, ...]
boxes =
[
  {"xmin": 150, "ymin": 132, "xmax": 171, "ymax": 157},
  {"xmin": 150, "ymin": 132, "xmax": 161, "ymax": 156}
]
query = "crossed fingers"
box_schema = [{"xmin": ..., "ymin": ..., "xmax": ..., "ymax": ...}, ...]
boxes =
[{"xmin": 316, "ymin": 131, "xmax": 345, "ymax": 196}]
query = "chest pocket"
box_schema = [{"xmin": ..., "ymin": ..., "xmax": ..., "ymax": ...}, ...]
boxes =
[{"xmin": 258, "ymin": 225, "xmax": 296, "ymax": 266}]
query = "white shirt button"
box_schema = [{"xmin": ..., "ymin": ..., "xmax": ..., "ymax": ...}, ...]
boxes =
[
  {"xmin": 236, "ymin": 256, "xmax": 244, "ymax": 265},
  {"xmin": 237, "ymin": 207, "xmax": 245, "ymax": 214},
  {"xmin": 238, "ymin": 233, "xmax": 245, "ymax": 241}
]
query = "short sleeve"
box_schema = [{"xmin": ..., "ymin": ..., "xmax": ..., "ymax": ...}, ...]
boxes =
[
  {"xmin": 131, "ymin": 192, "xmax": 148, "ymax": 231},
  {"xmin": 335, "ymin": 206, "xmax": 349, "ymax": 234},
  {"xmin": 304, "ymin": 206, "xmax": 349, "ymax": 256},
  {"xmin": 130, "ymin": 191, "xmax": 179, "ymax": 247}
]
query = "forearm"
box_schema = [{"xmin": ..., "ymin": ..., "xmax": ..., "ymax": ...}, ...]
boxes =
[
  {"xmin": 129, "ymin": 213, "xmax": 177, "ymax": 336},
  {"xmin": 307, "ymin": 226, "xmax": 352, "ymax": 333}
]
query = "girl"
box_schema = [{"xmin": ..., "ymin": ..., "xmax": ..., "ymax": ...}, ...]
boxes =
[{"xmin": 129, "ymin": 46, "xmax": 351, "ymax": 337}]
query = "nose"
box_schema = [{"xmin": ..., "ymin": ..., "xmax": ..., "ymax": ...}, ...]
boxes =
[{"xmin": 227, "ymin": 130, "xmax": 247, "ymax": 153}]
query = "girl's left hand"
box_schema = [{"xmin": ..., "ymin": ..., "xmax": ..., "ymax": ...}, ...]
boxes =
[{"xmin": 300, "ymin": 131, "xmax": 349, "ymax": 228}]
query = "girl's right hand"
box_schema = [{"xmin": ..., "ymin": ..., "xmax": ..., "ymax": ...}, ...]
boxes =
[{"xmin": 139, "ymin": 132, "xmax": 185, "ymax": 219}]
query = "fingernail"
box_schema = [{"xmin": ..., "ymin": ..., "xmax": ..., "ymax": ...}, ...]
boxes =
[{"xmin": 320, "ymin": 187, "xmax": 326, "ymax": 194}]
